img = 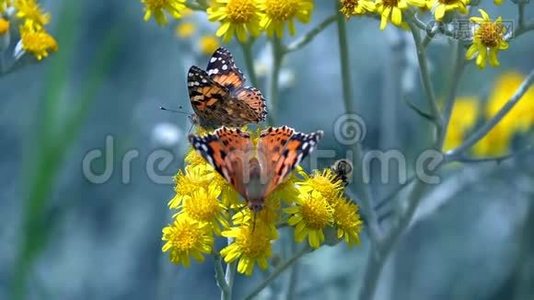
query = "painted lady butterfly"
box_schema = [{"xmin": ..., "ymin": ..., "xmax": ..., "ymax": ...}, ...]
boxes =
[
  {"xmin": 189, "ymin": 126, "xmax": 323, "ymax": 212},
  {"xmin": 187, "ymin": 47, "xmax": 267, "ymax": 128}
]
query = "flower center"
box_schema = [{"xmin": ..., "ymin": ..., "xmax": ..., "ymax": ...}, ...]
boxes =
[
  {"xmin": 226, "ymin": 0, "xmax": 257, "ymax": 23},
  {"xmin": 301, "ymin": 196, "xmax": 332, "ymax": 229},
  {"xmin": 438, "ymin": 0, "xmax": 457, "ymax": 4},
  {"xmin": 382, "ymin": 0, "xmax": 399, "ymax": 7},
  {"xmin": 477, "ymin": 22, "xmax": 505, "ymax": 48},
  {"xmin": 237, "ymin": 227, "xmax": 270, "ymax": 258},
  {"xmin": 172, "ymin": 224, "xmax": 201, "ymax": 251},
  {"xmin": 264, "ymin": 0, "xmax": 299, "ymax": 21},
  {"xmin": 184, "ymin": 192, "xmax": 219, "ymax": 221}
]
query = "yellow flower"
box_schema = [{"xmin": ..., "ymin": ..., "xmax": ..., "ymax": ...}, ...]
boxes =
[
  {"xmin": 0, "ymin": 0, "xmax": 10, "ymax": 13},
  {"xmin": 465, "ymin": 9, "xmax": 509, "ymax": 69},
  {"xmin": 141, "ymin": 0, "xmax": 186, "ymax": 26},
  {"xmin": 207, "ymin": 0, "xmax": 262, "ymax": 42},
  {"xmin": 297, "ymin": 168, "xmax": 344, "ymax": 203},
  {"xmin": 285, "ymin": 190, "xmax": 334, "ymax": 248},
  {"xmin": 494, "ymin": 0, "xmax": 503, "ymax": 5},
  {"xmin": 198, "ymin": 35, "xmax": 220, "ymax": 56},
  {"xmin": 426, "ymin": 0, "xmax": 469, "ymax": 21},
  {"xmin": 332, "ymin": 197, "xmax": 363, "ymax": 245},
  {"xmin": 474, "ymin": 71, "xmax": 534, "ymax": 156},
  {"xmin": 220, "ymin": 221, "xmax": 277, "ymax": 275},
  {"xmin": 169, "ymin": 164, "xmax": 215, "ymax": 208},
  {"xmin": 19, "ymin": 22, "xmax": 58, "ymax": 60},
  {"xmin": 184, "ymin": 148, "xmax": 210, "ymax": 168},
  {"xmin": 14, "ymin": 0, "xmax": 50, "ymax": 29},
  {"xmin": 0, "ymin": 18, "xmax": 9, "ymax": 35},
  {"xmin": 162, "ymin": 216, "xmax": 214, "ymax": 266},
  {"xmin": 339, "ymin": 0, "xmax": 375, "ymax": 18},
  {"xmin": 443, "ymin": 97, "xmax": 479, "ymax": 151},
  {"xmin": 233, "ymin": 195, "xmax": 281, "ymax": 227},
  {"xmin": 175, "ymin": 22, "xmax": 196, "ymax": 38},
  {"xmin": 259, "ymin": 0, "xmax": 314, "ymax": 38},
  {"xmin": 375, "ymin": 0, "xmax": 426, "ymax": 30},
  {"xmin": 182, "ymin": 185, "xmax": 230, "ymax": 235}
]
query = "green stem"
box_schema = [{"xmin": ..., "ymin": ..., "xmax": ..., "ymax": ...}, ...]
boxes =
[
  {"xmin": 284, "ymin": 15, "xmax": 337, "ymax": 53},
  {"xmin": 406, "ymin": 14, "xmax": 442, "ymax": 135},
  {"xmin": 244, "ymin": 246, "xmax": 310, "ymax": 300},
  {"xmin": 267, "ymin": 36, "xmax": 283, "ymax": 125},
  {"xmin": 436, "ymin": 40, "xmax": 465, "ymax": 150},
  {"xmin": 215, "ymin": 254, "xmax": 231, "ymax": 299},
  {"xmin": 446, "ymin": 68, "xmax": 534, "ymax": 159},
  {"xmin": 336, "ymin": 8, "xmax": 380, "ymax": 241},
  {"xmin": 239, "ymin": 39, "xmax": 259, "ymax": 88}
]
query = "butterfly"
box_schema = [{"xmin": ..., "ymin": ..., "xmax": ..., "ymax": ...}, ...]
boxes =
[
  {"xmin": 189, "ymin": 126, "xmax": 323, "ymax": 212},
  {"xmin": 187, "ymin": 47, "xmax": 267, "ymax": 128}
]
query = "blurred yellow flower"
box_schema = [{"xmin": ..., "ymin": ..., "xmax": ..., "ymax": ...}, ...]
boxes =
[
  {"xmin": 375, "ymin": 0, "xmax": 425, "ymax": 30},
  {"xmin": 220, "ymin": 221, "xmax": 277, "ymax": 275},
  {"xmin": 339, "ymin": 0, "xmax": 375, "ymax": 18},
  {"xmin": 175, "ymin": 22, "xmax": 196, "ymax": 38},
  {"xmin": 182, "ymin": 185, "xmax": 230, "ymax": 235},
  {"xmin": 19, "ymin": 22, "xmax": 57, "ymax": 60},
  {"xmin": 198, "ymin": 35, "xmax": 220, "ymax": 56},
  {"xmin": 465, "ymin": 9, "xmax": 509, "ymax": 69},
  {"xmin": 474, "ymin": 71, "xmax": 534, "ymax": 156},
  {"xmin": 0, "ymin": 18, "xmax": 9, "ymax": 35},
  {"xmin": 493, "ymin": 0, "xmax": 503, "ymax": 5},
  {"xmin": 332, "ymin": 197, "xmax": 363, "ymax": 246},
  {"xmin": 14, "ymin": 0, "xmax": 50, "ymax": 29},
  {"xmin": 162, "ymin": 216, "xmax": 214, "ymax": 266},
  {"xmin": 443, "ymin": 97, "xmax": 479, "ymax": 151},
  {"xmin": 286, "ymin": 190, "xmax": 334, "ymax": 248},
  {"xmin": 207, "ymin": 0, "xmax": 262, "ymax": 42},
  {"xmin": 426, "ymin": 0, "xmax": 468, "ymax": 21},
  {"xmin": 259, "ymin": 0, "xmax": 314, "ymax": 38},
  {"xmin": 141, "ymin": 0, "xmax": 186, "ymax": 26},
  {"xmin": 0, "ymin": 0, "xmax": 10, "ymax": 13},
  {"xmin": 184, "ymin": 148, "xmax": 210, "ymax": 168}
]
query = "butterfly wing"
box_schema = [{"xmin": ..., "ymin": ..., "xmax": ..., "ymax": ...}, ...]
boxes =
[
  {"xmin": 187, "ymin": 66, "xmax": 230, "ymax": 128},
  {"xmin": 206, "ymin": 47, "xmax": 245, "ymax": 91},
  {"xmin": 188, "ymin": 127, "xmax": 253, "ymax": 199},
  {"xmin": 258, "ymin": 127, "xmax": 324, "ymax": 195},
  {"xmin": 235, "ymin": 86, "xmax": 267, "ymax": 122}
]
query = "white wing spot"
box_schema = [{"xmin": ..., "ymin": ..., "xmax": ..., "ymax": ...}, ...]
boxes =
[
  {"xmin": 222, "ymin": 65, "xmax": 228, "ymax": 71},
  {"xmin": 210, "ymin": 57, "xmax": 217, "ymax": 63}
]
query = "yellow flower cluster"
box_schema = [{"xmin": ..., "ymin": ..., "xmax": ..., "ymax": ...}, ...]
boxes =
[
  {"xmin": 162, "ymin": 131, "xmax": 363, "ymax": 275},
  {"xmin": 444, "ymin": 71, "xmax": 534, "ymax": 156},
  {"xmin": 0, "ymin": 0, "xmax": 57, "ymax": 60},
  {"xmin": 141, "ymin": 0, "xmax": 314, "ymax": 41}
]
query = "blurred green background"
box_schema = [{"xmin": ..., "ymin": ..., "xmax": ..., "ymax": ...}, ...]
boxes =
[{"xmin": 1, "ymin": 1, "xmax": 534, "ymax": 299}]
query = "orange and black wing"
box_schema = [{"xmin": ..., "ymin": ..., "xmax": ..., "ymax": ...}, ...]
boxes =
[
  {"xmin": 258, "ymin": 127, "xmax": 324, "ymax": 195},
  {"xmin": 206, "ymin": 47, "xmax": 245, "ymax": 91},
  {"xmin": 188, "ymin": 127, "xmax": 253, "ymax": 198}
]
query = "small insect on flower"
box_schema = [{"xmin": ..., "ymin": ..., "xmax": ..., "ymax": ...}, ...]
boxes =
[
  {"xmin": 189, "ymin": 126, "xmax": 323, "ymax": 213},
  {"xmin": 187, "ymin": 47, "xmax": 267, "ymax": 128},
  {"xmin": 330, "ymin": 159, "xmax": 353, "ymax": 187}
]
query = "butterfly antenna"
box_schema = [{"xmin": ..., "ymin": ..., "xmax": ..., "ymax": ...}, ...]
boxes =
[{"xmin": 160, "ymin": 105, "xmax": 191, "ymax": 115}]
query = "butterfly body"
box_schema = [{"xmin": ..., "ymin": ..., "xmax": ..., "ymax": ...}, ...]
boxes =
[
  {"xmin": 187, "ymin": 47, "xmax": 267, "ymax": 128},
  {"xmin": 189, "ymin": 126, "xmax": 323, "ymax": 212}
]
